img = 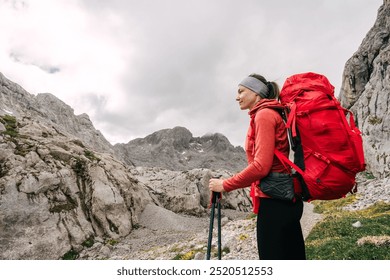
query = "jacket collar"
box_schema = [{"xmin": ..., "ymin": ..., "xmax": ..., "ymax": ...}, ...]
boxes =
[{"xmin": 249, "ymin": 99, "xmax": 284, "ymax": 117}]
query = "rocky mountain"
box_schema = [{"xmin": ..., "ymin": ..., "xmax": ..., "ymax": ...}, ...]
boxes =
[
  {"xmin": 340, "ymin": 0, "xmax": 390, "ymax": 178},
  {"xmin": 0, "ymin": 72, "xmax": 251, "ymax": 260},
  {"xmin": 114, "ymin": 126, "xmax": 247, "ymax": 172}
]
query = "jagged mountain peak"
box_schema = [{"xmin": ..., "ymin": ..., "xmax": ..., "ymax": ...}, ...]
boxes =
[{"xmin": 142, "ymin": 126, "xmax": 193, "ymax": 147}]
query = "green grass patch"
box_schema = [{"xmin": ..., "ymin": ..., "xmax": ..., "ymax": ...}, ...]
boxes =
[
  {"xmin": 84, "ymin": 149, "xmax": 100, "ymax": 162},
  {"xmin": 312, "ymin": 195, "xmax": 358, "ymax": 214},
  {"xmin": 362, "ymin": 171, "xmax": 376, "ymax": 180},
  {"xmin": 245, "ymin": 213, "xmax": 257, "ymax": 220},
  {"xmin": 0, "ymin": 115, "xmax": 18, "ymax": 138},
  {"xmin": 105, "ymin": 239, "xmax": 119, "ymax": 246},
  {"xmin": 306, "ymin": 201, "xmax": 390, "ymax": 260},
  {"xmin": 173, "ymin": 250, "xmax": 198, "ymax": 260},
  {"xmin": 82, "ymin": 236, "xmax": 95, "ymax": 248},
  {"xmin": 172, "ymin": 247, "xmax": 230, "ymax": 260},
  {"xmin": 61, "ymin": 249, "xmax": 79, "ymax": 260}
]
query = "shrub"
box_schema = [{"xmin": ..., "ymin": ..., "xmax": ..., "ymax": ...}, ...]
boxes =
[{"xmin": 0, "ymin": 115, "xmax": 18, "ymax": 138}]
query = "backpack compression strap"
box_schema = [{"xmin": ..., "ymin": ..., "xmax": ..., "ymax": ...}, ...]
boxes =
[
  {"xmin": 274, "ymin": 149, "xmax": 304, "ymax": 177},
  {"xmin": 274, "ymin": 149, "xmax": 304, "ymax": 196}
]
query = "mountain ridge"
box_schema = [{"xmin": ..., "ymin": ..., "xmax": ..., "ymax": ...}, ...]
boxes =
[{"xmin": 114, "ymin": 126, "xmax": 247, "ymax": 172}]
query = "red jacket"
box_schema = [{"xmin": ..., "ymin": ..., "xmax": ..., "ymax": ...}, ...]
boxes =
[{"xmin": 223, "ymin": 99, "xmax": 290, "ymax": 211}]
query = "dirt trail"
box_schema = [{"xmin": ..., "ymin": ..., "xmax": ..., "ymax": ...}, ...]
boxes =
[{"xmin": 301, "ymin": 202, "xmax": 323, "ymax": 239}]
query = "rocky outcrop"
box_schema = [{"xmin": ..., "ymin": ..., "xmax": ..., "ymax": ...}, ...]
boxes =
[
  {"xmin": 340, "ymin": 0, "xmax": 390, "ymax": 178},
  {"xmin": 129, "ymin": 167, "xmax": 252, "ymax": 215},
  {"xmin": 114, "ymin": 127, "xmax": 247, "ymax": 172},
  {"xmin": 0, "ymin": 115, "xmax": 153, "ymax": 259}
]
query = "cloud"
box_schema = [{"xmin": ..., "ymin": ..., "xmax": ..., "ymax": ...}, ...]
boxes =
[
  {"xmin": 0, "ymin": 0, "xmax": 383, "ymax": 146},
  {"xmin": 10, "ymin": 52, "xmax": 61, "ymax": 74}
]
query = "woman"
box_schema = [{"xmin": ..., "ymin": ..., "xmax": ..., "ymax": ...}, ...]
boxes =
[{"xmin": 209, "ymin": 73, "xmax": 306, "ymax": 260}]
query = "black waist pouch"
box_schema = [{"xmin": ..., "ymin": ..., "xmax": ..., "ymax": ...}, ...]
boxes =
[{"xmin": 259, "ymin": 172, "xmax": 294, "ymax": 201}]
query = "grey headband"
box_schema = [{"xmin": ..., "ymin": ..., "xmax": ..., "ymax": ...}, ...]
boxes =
[{"xmin": 239, "ymin": 76, "xmax": 269, "ymax": 98}]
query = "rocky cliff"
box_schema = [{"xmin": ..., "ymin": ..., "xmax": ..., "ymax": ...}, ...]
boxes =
[{"xmin": 340, "ymin": 0, "xmax": 390, "ymax": 178}]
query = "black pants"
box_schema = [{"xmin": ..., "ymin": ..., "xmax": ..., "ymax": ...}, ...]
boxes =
[{"xmin": 257, "ymin": 197, "xmax": 306, "ymax": 260}]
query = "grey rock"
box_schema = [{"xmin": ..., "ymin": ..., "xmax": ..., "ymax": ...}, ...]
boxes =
[
  {"xmin": 352, "ymin": 221, "xmax": 362, "ymax": 228},
  {"xmin": 194, "ymin": 252, "xmax": 205, "ymax": 260},
  {"xmin": 130, "ymin": 167, "xmax": 252, "ymax": 215},
  {"xmin": 344, "ymin": 174, "xmax": 390, "ymax": 211},
  {"xmin": 340, "ymin": 0, "xmax": 390, "ymax": 178}
]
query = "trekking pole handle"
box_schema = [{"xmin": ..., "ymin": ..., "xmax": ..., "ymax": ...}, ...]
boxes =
[{"xmin": 211, "ymin": 175, "xmax": 222, "ymax": 203}]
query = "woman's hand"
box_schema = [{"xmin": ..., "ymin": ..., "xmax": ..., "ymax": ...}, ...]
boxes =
[{"xmin": 209, "ymin": 178, "xmax": 225, "ymax": 193}]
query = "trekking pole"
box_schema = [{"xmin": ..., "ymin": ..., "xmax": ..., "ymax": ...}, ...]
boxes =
[
  {"xmin": 206, "ymin": 191, "xmax": 222, "ymax": 260},
  {"xmin": 217, "ymin": 192, "xmax": 222, "ymax": 260}
]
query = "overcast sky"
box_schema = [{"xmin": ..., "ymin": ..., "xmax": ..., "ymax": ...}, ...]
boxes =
[{"xmin": 0, "ymin": 0, "xmax": 383, "ymax": 147}]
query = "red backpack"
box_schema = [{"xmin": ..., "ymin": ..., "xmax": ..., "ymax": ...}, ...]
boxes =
[{"xmin": 276, "ymin": 72, "xmax": 366, "ymax": 201}]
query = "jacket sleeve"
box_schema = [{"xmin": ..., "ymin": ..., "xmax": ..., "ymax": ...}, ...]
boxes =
[{"xmin": 223, "ymin": 110, "xmax": 276, "ymax": 192}]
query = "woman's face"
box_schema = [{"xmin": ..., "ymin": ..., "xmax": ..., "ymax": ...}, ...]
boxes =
[{"xmin": 236, "ymin": 85, "xmax": 260, "ymax": 110}]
